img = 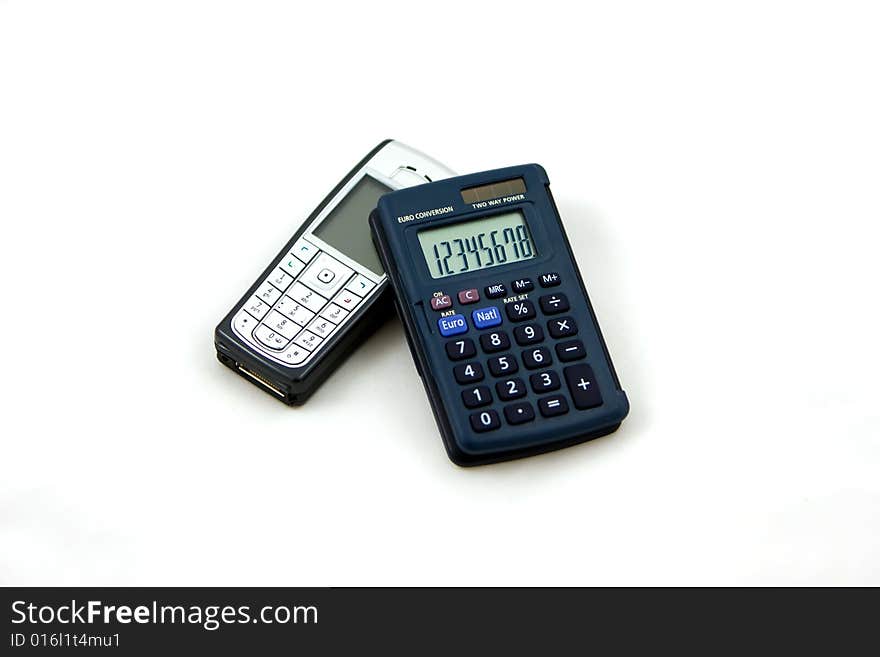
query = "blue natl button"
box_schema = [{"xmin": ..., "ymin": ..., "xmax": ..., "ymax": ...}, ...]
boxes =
[
  {"xmin": 438, "ymin": 313, "xmax": 468, "ymax": 337},
  {"xmin": 471, "ymin": 306, "xmax": 502, "ymax": 329}
]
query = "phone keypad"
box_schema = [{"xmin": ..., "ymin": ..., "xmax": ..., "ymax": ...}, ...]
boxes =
[
  {"xmin": 233, "ymin": 238, "xmax": 376, "ymax": 364},
  {"xmin": 437, "ymin": 273, "xmax": 603, "ymax": 433}
]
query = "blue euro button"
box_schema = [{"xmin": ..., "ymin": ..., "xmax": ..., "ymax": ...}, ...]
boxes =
[
  {"xmin": 438, "ymin": 313, "xmax": 468, "ymax": 337},
  {"xmin": 471, "ymin": 306, "xmax": 502, "ymax": 329}
]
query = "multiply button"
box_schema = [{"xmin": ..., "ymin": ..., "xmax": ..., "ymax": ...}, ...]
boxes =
[
  {"xmin": 458, "ymin": 288, "xmax": 480, "ymax": 304},
  {"xmin": 430, "ymin": 294, "xmax": 452, "ymax": 311},
  {"xmin": 539, "ymin": 272, "xmax": 561, "ymax": 287},
  {"xmin": 548, "ymin": 317, "xmax": 577, "ymax": 338},
  {"xmin": 438, "ymin": 314, "xmax": 467, "ymax": 337},
  {"xmin": 512, "ymin": 278, "xmax": 534, "ymax": 293},
  {"xmin": 539, "ymin": 293, "xmax": 569, "ymax": 314},
  {"xmin": 471, "ymin": 306, "xmax": 501, "ymax": 329},
  {"xmin": 563, "ymin": 364, "xmax": 603, "ymax": 409},
  {"xmin": 485, "ymin": 283, "xmax": 506, "ymax": 299}
]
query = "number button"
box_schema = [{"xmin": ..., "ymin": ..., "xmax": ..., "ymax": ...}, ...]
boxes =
[
  {"xmin": 504, "ymin": 402, "xmax": 535, "ymax": 425},
  {"xmin": 263, "ymin": 310, "xmax": 299, "ymax": 340},
  {"xmin": 244, "ymin": 296, "xmax": 271, "ymax": 320},
  {"xmin": 505, "ymin": 299, "xmax": 536, "ymax": 322},
  {"xmin": 556, "ymin": 340, "xmax": 586, "ymax": 362},
  {"xmin": 320, "ymin": 303, "xmax": 349, "ymax": 324},
  {"xmin": 547, "ymin": 316, "xmax": 577, "ymax": 339},
  {"xmin": 530, "ymin": 370, "xmax": 561, "ymax": 393},
  {"xmin": 538, "ymin": 395, "xmax": 569, "ymax": 417},
  {"xmin": 514, "ymin": 323, "xmax": 544, "ymax": 345},
  {"xmin": 267, "ymin": 267, "xmax": 293, "ymax": 292},
  {"xmin": 289, "ymin": 282, "xmax": 328, "ymax": 313},
  {"xmin": 539, "ymin": 293, "xmax": 569, "ymax": 314},
  {"xmin": 488, "ymin": 354, "xmax": 518, "ymax": 377},
  {"xmin": 470, "ymin": 409, "xmax": 501, "ymax": 433},
  {"xmin": 308, "ymin": 317, "xmax": 336, "ymax": 338},
  {"xmin": 255, "ymin": 281, "xmax": 282, "ymax": 305},
  {"xmin": 564, "ymin": 364, "xmax": 603, "ymax": 409},
  {"xmin": 275, "ymin": 296, "xmax": 315, "ymax": 327},
  {"xmin": 495, "ymin": 377, "xmax": 526, "ymax": 401},
  {"xmin": 253, "ymin": 324, "xmax": 289, "ymax": 351},
  {"xmin": 454, "ymin": 362, "xmax": 484, "ymax": 384},
  {"xmin": 480, "ymin": 331, "xmax": 510, "ymax": 353},
  {"xmin": 293, "ymin": 330, "xmax": 323, "ymax": 351},
  {"xmin": 462, "ymin": 385, "xmax": 492, "ymax": 409},
  {"xmin": 445, "ymin": 338, "xmax": 476, "ymax": 361},
  {"xmin": 522, "ymin": 346, "xmax": 552, "ymax": 369}
]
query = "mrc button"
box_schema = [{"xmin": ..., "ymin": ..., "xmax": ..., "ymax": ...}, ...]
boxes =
[
  {"xmin": 471, "ymin": 306, "xmax": 502, "ymax": 329},
  {"xmin": 485, "ymin": 283, "xmax": 506, "ymax": 299},
  {"xmin": 438, "ymin": 313, "xmax": 468, "ymax": 337}
]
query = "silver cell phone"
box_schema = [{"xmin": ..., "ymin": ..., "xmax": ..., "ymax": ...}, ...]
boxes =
[{"xmin": 214, "ymin": 140, "xmax": 455, "ymax": 404}]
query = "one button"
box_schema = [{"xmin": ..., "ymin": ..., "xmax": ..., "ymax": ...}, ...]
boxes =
[
  {"xmin": 556, "ymin": 340, "xmax": 586, "ymax": 362},
  {"xmin": 496, "ymin": 377, "xmax": 527, "ymax": 401},
  {"xmin": 470, "ymin": 409, "xmax": 501, "ymax": 433},
  {"xmin": 279, "ymin": 253, "xmax": 306, "ymax": 277},
  {"xmin": 539, "ymin": 293, "xmax": 569, "ymax": 315},
  {"xmin": 279, "ymin": 343, "xmax": 309, "ymax": 365},
  {"xmin": 458, "ymin": 288, "xmax": 480, "ymax": 304},
  {"xmin": 462, "ymin": 386, "xmax": 492, "ymax": 409},
  {"xmin": 530, "ymin": 370, "xmax": 561, "ymax": 393},
  {"xmin": 438, "ymin": 314, "xmax": 468, "ymax": 337},
  {"xmin": 505, "ymin": 299, "xmax": 536, "ymax": 322},
  {"xmin": 485, "ymin": 283, "xmax": 506, "ymax": 299},
  {"xmin": 333, "ymin": 290, "xmax": 362, "ymax": 312},
  {"xmin": 267, "ymin": 267, "xmax": 294, "ymax": 292},
  {"xmin": 232, "ymin": 309, "xmax": 258, "ymax": 338},
  {"xmin": 308, "ymin": 317, "xmax": 337, "ymax": 338},
  {"xmin": 243, "ymin": 296, "xmax": 271, "ymax": 320},
  {"xmin": 255, "ymin": 281, "xmax": 282, "ymax": 305},
  {"xmin": 430, "ymin": 294, "xmax": 453, "ymax": 311},
  {"xmin": 454, "ymin": 362, "xmax": 484, "ymax": 384},
  {"xmin": 471, "ymin": 306, "xmax": 502, "ymax": 329},
  {"xmin": 511, "ymin": 278, "xmax": 534, "ymax": 293},
  {"xmin": 445, "ymin": 338, "xmax": 476, "ymax": 361},
  {"xmin": 275, "ymin": 296, "xmax": 315, "ymax": 327},
  {"xmin": 514, "ymin": 323, "xmax": 544, "ymax": 345},
  {"xmin": 293, "ymin": 330, "xmax": 323, "ymax": 352},
  {"xmin": 288, "ymin": 282, "xmax": 328, "ymax": 313},
  {"xmin": 345, "ymin": 274, "xmax": 376, "ymax": 298},
  {"xmin": 480, "ymin": 330, "xmax": 510, "ymax": 353},
  {"xmin": 523, "ymin": 346, "xmax": 552, "ymax": 369},
  {"xmin": 564, "ymin": 364, "xmax": 603, "ymax": 409},
  {"xmin": 299, "ymin": 252, "xmax": 354, "ymax": 298},
  {"xmin": 263, "ymin": 310, "xmax": 300, "ymax": 340},
  {"xmin": 488, "ymin": 354, "xmax": 518, "ymax": 377},
  {"xmin": 539, "ymin": 272, "xmax": 561, "ymax": 287},
  {"xmin": 548, "ymin": 316, "xmax": 578, "ymax": 339},
  {"xmin": 292, "ymin": 238, "xmax": 319, "ymax": 263},
  {"xmin": 538, "ymin": 395, "xmax": 569, "ymax": 417},
  {"xmin": 504, "ymin": 402, "xmax": 535, "ymax": 425},
  {"xmin": 320, "ymin": 303, "xmax": 349, "ymax": 324},
  {"xmin": 254, "ymin": 324, "xmax": 289, "ymax": 351}
]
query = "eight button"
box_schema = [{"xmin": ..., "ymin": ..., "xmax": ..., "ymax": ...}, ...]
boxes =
[{"xmin": 480, "ymin": 331, "xmax": 510, "ymax": 353}]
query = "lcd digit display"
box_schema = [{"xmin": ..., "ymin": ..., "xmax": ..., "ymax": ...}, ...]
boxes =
[{"xmin": 417, "ymin": 210, "xmax": 536, "ymax": 279}]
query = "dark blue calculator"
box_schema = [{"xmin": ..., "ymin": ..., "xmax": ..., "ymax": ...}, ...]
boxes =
[{"xmin": 370, "ymin": 165, "xmax": 629, "ymax": 465}]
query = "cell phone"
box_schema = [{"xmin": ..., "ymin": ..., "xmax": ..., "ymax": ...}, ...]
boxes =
[
  {"xmin": 370, "ymin": 164, "xmax": 629, "ymax": 465},
  {"xmin": 215, "ymin": 140, "xmax": 455, "ymax": 404}
]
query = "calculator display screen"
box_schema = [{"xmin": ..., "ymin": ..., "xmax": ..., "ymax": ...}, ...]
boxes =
[
  {"xmin": 313, "ymin": 175, "xmax": 391, "ymax": 274},
  {"xmin": 417, "ymin": 210, "xmax": 537, "ymax": 279}
]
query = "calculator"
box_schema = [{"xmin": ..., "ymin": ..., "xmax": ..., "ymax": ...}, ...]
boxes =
[
  {"xmin": 214, "ymin": 140, "xmax": 455, "ymax": 404},
  {"xmin": 370, "ymin": 165, "xmax": 629, "ymax": 465}
]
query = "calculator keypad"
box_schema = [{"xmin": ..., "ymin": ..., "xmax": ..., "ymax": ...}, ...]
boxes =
[
  {"xmin": 442, "ymin": 272, "xmax": 605, "ymax": 433},
  {"xmin": 232, "ymin": 236, "xmax": 380, "ymax": 367}
]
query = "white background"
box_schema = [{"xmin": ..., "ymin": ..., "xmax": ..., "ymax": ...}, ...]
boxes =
[{"xmin": 1, "ymin": 1, "xmax": 878, "ymax": 586}]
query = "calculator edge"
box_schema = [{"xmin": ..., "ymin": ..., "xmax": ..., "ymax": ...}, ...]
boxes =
[
  {"xmin": 214, "ymin": 139, "xmax": 394, "ymax": 405},
  {"xmin": 369, "ymin": 165, "xmax": 630, "ymax": 465}
]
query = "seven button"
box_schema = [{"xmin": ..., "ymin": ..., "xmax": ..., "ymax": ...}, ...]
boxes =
[{"xmin": 446, "ymin": 338, "xmax": 476, "ymax": 361}]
